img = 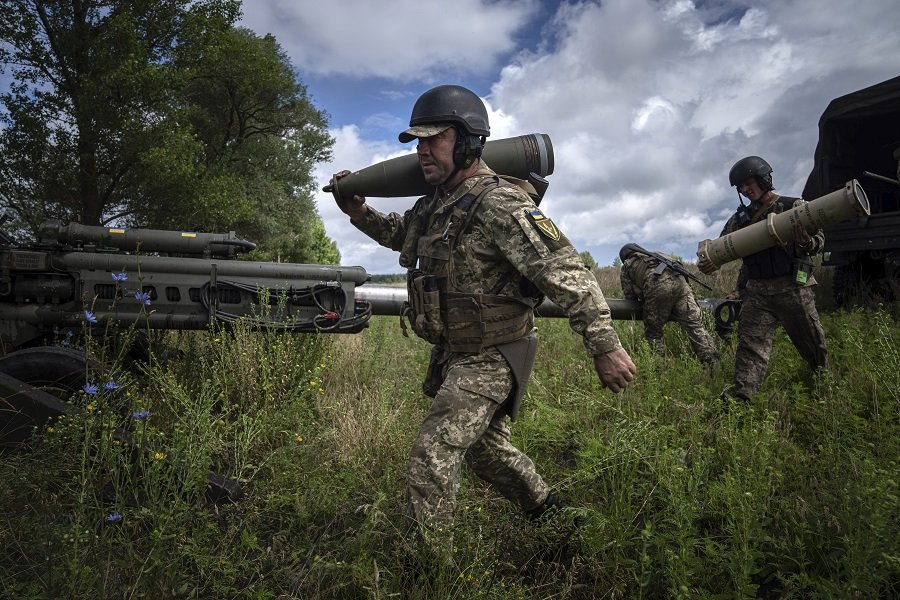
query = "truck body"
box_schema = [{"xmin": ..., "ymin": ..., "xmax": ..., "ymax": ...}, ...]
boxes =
[{"xmin": 802, "ymin": 75, "xmax": 900, "ymax": 306}]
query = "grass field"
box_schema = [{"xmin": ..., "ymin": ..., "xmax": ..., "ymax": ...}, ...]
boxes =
[{"xmin": 0, "ymin": 265, "xmax": 897, "ymax": 599}]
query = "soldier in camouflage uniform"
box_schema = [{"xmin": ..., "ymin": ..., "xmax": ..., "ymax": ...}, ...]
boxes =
[
  {"xmin": 619, "ymin": 244, "xmax": 717, "ymax": 363},
  {"xmin": 699, "ymin": 156, "xmax": 827, "ymax": 400},
  {"xmin": 331, "ymin": 85, "xmax": 635, "ymax": 534}
]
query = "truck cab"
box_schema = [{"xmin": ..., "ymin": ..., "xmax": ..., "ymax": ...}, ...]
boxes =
[{"xmin": 802, "ymin": 76, "xmax": 900, "ymax": 306}]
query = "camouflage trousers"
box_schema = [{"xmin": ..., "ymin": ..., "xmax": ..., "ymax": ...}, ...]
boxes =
[
  {"xmin": 405, "ymin": 346, "xmax": 549, "ymax": 533},
  {"xmin": 642, "ymin": 273, "xmax": 717, "ymax": 363},
  {"xmin": 733, "ymin": 285, "xmax": 828, "ymax": 399}
]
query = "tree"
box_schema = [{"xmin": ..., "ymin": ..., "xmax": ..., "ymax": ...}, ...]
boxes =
[
  {"xmin": 0, "ymin": 1, "xmax": 336, "ymax": 263},
  {"xmin": 579, "ymin": 250, "xmax": 598, "ymax": 269}
]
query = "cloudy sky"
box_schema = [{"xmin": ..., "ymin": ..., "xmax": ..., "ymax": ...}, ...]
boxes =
[{"xmin": 241, "ymin": 0, "xmax": 900, "ymax": 274}]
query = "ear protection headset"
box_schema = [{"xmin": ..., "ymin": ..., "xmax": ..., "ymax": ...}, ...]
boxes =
[{"xmin": 452, "ymin": 130, "xmax": 486, "ymax": 168}]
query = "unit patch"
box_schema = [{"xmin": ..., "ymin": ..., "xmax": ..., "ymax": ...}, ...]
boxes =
[{"xmin": 527, "ymin": 209, "xmax": 561, "ymax": 241}]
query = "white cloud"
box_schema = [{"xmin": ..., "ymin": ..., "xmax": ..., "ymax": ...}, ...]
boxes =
[
  {"xmin": 488, "ymin": 0, "xmax": 900, "ymax": 264},
  {"xmin": 240, "ymin": 0, "xmax": 539, "ymax": 80},
  {"xmin": 250, "ymin": 0, "xmax": 900, "ymax": 271}
]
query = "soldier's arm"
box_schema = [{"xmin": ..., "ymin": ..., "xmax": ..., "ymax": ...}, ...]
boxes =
[
  {"xmin": 620, "ymin": 267, "xmax": 640, "ymax": 301},
  {"xmin": 330, "ymin": 169, "xmax": 414, "ymax": 251},
  {"xmin": 494, "ymin": 212, "xmax": 636, "ymax": 392},
  {"xmin": 699, "ymin": 213, "xmax": 740, "ymax": 275},
  {"xmin": 486, "ymin": 192, "xmax": 621, "ymax": 358},
  {"xmin": 350, "ymin": 205, "xmax": 413, "ymax": 251}
]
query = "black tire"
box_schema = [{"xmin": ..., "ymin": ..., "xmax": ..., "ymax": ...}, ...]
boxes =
[
  {"xmin": 0, "ymin": 347, "xmax": 101, "ymax": 447},
  {"xmin": 833, "ymin": 264, "xmax": 859, "ymax": 308},
  {"xmin": 0, "ymin": 347, "xmax": 99, "ymax": 396}
]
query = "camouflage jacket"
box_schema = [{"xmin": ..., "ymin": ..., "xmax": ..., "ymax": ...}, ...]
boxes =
[
  {"xmin": 352, "ymin": 162, "xmax": 621, "ymax": 356},
  {"xmin": 719, "ymin": 194, "xmax": 824, "ymax": 295},
  {"xmin": 620, "ymin": 253, "xmax": 687, "ymax": 302}
]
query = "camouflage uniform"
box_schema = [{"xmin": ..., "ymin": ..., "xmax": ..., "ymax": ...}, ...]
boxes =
[
  {"xmin": 720, "ymin": 195, "xmax": 828, "ymax": 399},
  {"xmin": 352, "ymin": 162, "xmax": 622, "ymax": 530},
  {"xmin": 620, "ymin": 253, "xmax": 717, "ymax": 363}
]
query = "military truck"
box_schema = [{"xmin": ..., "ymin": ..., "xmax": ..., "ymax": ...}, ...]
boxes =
[{"xmin": 802, "ymin": 76, "xmax": 900, "ymax": 306}]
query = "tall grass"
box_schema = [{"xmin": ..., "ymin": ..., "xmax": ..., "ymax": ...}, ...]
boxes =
[{"xmin": 0, "ymin": 291, "xmax": 897, "ymax": 598}]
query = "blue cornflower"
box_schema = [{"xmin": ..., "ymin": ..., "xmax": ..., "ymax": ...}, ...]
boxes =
[
  {"xmin": 103, "ymin": 381, "xmax": 119, "ymax": 391},
  {"xmin": 82, "ymin": 383, "xmax": 98, "ymax": 395},
  {"xmin": 61, "ymin": 339, "xmax": 70, "ymax": 347},
  {"xmin": 132, "ymin": 410, "xmax": 151, "ymax": 420},
  {"xmin": 111, "ymin": 272, "xmax": 128, "ymax": 282},
  {"xmin": 66, "ymin": 330, "xmax": 74, "ymax": 338},
  {"xmin": 106, "ymin": 512, "xmax": 122, "ymax": 523},
  {"xmin": 134, "ymin": 291, "xmax": 151, "ymax": 306},
  {"xmin": 84, "ymin": 310, "xmax": 98, "ymax": 324}
]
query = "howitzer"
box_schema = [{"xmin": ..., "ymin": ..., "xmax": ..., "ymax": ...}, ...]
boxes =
[
  {"xmin": 0, "ymin": 219, "xmax": 372, "ymax": 353},
  {"xmin": 355, "ymin": 285, "xmax": 740, "ymax": 337},
  {"xmin": 0, "ymin": 220, "xmax": 374, "ymax": 502}
]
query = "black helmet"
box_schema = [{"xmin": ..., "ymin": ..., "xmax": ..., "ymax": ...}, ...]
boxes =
[
  {"xmin": 399, "ymin": 85, "xmax": 490, "ymax": 170},
  {"xmin": 619, "ymin": 243, "xmax": 642, "ymax": 262},
  {"xmin": 729, "ymin": 156, "xmax": 773, "ymax": 190},
  {"xmin": 399, "ymin": 85, "xmax": 490, "ymax": 142}
]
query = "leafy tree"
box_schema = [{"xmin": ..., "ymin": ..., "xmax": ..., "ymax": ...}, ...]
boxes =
[
  {"xmin": 0, "ymin": 1, "xmax": 336, "ymax": 263},
  {"xmin": 612, "ymin": 256, "xmax": 622, "ymax": 268},
  {"xmin": 579, "ymin": 250, "xmax": 598, "ymax": 269}
]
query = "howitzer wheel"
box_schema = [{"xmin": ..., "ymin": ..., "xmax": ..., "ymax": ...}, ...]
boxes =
[{"xmin": 0, "ymin": 347, "xmax": 100, "ymax": 447}]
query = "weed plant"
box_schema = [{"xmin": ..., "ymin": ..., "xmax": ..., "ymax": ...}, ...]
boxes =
[{"xmin": 0, "ymin": 285, "xmax": 897, "ymax": 598}]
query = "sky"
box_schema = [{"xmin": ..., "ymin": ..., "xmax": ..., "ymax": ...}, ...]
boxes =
[{"xmin": 240, "ymin": 0, "xmax": 900, "ymax": 274}]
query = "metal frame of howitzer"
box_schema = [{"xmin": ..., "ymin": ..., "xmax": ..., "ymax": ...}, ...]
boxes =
[
  {"xmin": 0, "ymin": 220, "xmax": 375, "ymax": 504},
  {"xmin": 0, "ymin": 219, "xmax": 739, "ymax": 504},
  {"xmin": 0, "ymin": 220, "xmax": 373, "ymax": 354}
]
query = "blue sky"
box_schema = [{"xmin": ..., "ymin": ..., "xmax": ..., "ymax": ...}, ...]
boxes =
[{"xmin": 243, "ymin": 1, "xmax": 897, "ymax": 273}]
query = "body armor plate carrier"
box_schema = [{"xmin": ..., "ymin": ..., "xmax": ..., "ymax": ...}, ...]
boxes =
[{"xmin": 402, "ymin": 176, "xmax": 535, "ymax": 353}]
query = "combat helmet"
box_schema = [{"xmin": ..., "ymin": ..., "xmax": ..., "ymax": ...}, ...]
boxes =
[
  {"xmin": 399, "ymin": 85, "xmax": 490, "ymax": 168},
  {"xmin": 729, "ymin": 156, "xmax": 774, "ymax": 191},
  {"xmin": 619, "ymin": 243, "xmax": 643, "ymax": 262}
]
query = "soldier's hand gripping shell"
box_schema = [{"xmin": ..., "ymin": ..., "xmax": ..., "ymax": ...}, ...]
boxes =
[
  {"xmin": 697, "ymin": 248, "xmax": 718, "ymax": 275},
  {"xmin": 792, "ymin": 222, "xmax": 813, "ymax": 249},
  {"xmin": 327, "ymin": 170, "xmax": 367, "ymax": 220}
]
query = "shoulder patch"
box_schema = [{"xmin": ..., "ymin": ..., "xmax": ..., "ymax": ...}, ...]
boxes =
[{"xmin": 527, "ymin": 209, "xmax": 561, "ymax": 241}]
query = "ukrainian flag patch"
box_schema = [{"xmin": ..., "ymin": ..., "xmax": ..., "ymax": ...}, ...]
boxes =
[{"xmin": 527, "ymin": 209, "xmax": 561, "ymax": 241}]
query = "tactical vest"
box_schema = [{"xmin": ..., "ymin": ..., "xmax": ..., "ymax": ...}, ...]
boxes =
[
  {"xmin": 402, "ymin": 176, "xmax": 536, "ymax": 353},
  {"xmin": 740, "ymin": 196, "xmax": 799, "ymax": 279}
]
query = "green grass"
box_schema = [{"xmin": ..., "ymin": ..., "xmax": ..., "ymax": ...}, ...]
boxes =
[{"xmin": 0, "ymin": 293, "xmax": 897, "ymax": 598}]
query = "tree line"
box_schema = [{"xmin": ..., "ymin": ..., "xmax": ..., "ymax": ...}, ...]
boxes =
[{"xmin": 0, "ymin": 0, "xmax": 338, "ymax": 263}]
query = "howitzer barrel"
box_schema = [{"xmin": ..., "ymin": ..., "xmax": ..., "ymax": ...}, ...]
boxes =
[
  {"xmin": 355, "ymin": 285, "xmax": 643, "ymax": 319},
  {"xmin": 354, "ymin": 286, "xmax": 741, "ymax": 337},
  {"xmin": 54, "ymin": 252, "xmax": 370, "ymax": 283},
  {"xmin": 327, "ymin": 133, "xmax": 554, "ymax": 199},
  {"xmin": 697, "ymin": 180, "xmax": 871, "ymax": 268},
  {"xmin": 38, "ymin": 220, "xmax": 257, "ymax": 257}
]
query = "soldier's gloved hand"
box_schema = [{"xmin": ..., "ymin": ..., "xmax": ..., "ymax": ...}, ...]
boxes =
[
  {"xmin": 327, "ymin": 170, "xmax": 368, "ymax": 221},
  {"xmin": 593, "ymin": 347, "xmax": 636, "ymax": 393},
  {"xmin": 792, "ymin": 222, "xmax": 813, "ymax": 250},
  {"xmin": 697, "ymin": 254, "xmax": 718, "ymax": 275}
]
